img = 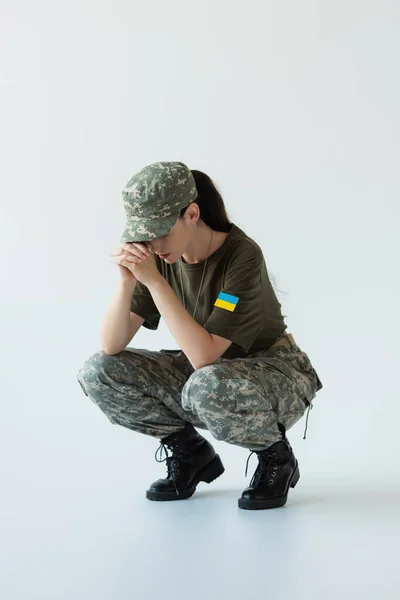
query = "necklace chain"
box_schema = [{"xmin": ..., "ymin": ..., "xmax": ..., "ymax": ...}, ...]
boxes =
[{"xmin": 179, "ymin": 228, "xmax": 213, "ymax": 320}]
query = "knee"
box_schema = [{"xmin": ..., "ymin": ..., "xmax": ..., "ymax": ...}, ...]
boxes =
[
  {"xmin": 181, "ymin": 364, "xmax": 224, "ymax": 412},
  {"xmin": 77, "ymin": 349, "xmax": 117, "ymax": 390}
]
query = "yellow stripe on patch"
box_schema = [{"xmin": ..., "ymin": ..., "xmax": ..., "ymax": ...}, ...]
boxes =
[{"xmin": 214, "ymin": 298, "xmax": 237, "ymax": 312}]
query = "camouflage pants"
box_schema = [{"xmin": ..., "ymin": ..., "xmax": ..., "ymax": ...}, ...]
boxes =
[{"xmin": 76, "ymin": 333, "xmax": 322, "ymax": 451}]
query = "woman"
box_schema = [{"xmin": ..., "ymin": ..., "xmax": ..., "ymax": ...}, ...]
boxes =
[{"xmin": 77, "ymin": 161, "xmax": 323, "ymax": 510}]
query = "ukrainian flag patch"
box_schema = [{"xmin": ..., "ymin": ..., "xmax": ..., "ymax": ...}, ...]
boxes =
[{"xmin": 214, "ymin": 291, "xmax": 239, "ymax": 312}]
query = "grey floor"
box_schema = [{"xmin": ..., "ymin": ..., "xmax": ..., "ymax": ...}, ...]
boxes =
[{"xmin": 2, "ymin": 374, "xmax": 399, "ymax": 600}]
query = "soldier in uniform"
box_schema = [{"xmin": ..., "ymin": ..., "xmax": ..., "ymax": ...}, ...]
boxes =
[{"xmin": 77, "ymin": 161, "xmax": 323, "ymax": 510}]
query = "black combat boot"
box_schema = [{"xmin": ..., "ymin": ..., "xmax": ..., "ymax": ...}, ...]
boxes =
[
  {"xmin": 146, "ymin": 423, "xmax": 225, "ymax": 501},
  {"xmin": 238, "ymin": 439, "xmax": 300, "ymax": 510}
]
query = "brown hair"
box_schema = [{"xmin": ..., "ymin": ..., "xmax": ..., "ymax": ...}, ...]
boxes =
[
  {"xmin": 181, "ymin": 169, "xmax": 284, "ymax": 297},
  {"xmin": 179, "ymin": 170, "xmax": 232, "ymax": 232}
]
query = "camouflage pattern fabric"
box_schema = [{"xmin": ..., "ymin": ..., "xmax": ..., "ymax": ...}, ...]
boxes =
[
  {"xmin": 77, "ymin": 334, "xmax": 322, "ymax": 450},
  {"xmin": 120, "ymin": 161, "xmax": 197, "ymax": 243}
]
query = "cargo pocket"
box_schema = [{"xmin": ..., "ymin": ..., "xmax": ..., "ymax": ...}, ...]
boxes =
[
  {"xmin": 253, "ymin": 356, "xmax": 297, "ymax": 383},
  {"xmin": 250, "ymin": 358, "xmax": 310, "ymax": 427}
]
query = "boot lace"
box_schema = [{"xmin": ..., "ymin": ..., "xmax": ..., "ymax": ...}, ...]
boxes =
[
  {"xmin": 244, "ymin": 450, "xmax": 280, "ymax": 488},
  {"xmin": 155, "ymin": 440, "xmax": 193, "ymax": 497}
]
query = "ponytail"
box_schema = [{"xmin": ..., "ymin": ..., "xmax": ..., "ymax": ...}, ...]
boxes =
[{"xmin": 179, "ymin": 170, "xmax": 232, "ymax": 232}]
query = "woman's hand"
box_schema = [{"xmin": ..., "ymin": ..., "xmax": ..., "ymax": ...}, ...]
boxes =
[
  {"xmin": 110, "ymin": 242, "xmax": 161, "ymax": 287},
  {"xmin": 110, "ymin": 241, "xmax": 150, "ymax": 283}
]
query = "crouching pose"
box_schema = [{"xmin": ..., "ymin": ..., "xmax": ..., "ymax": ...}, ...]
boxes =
[{"xmin": 77, "ymin": 162, "xmax": 323, "ymax": 510}]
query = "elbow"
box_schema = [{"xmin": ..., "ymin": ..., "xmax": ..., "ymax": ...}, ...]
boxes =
[
  {"xmin": 101, "ymin": 345, "xmax": 124, "ymax": 356},
  {"xmin": 192, "ymin": 356, "xmax": 215, "ymax": 370},
  {"xmin": 102, "ymin": 349, "xmax": 115, "ymax": 356},
  {"xmin": 192, "ymin": 337, "xmax": 221, "ymax": 370},
  {"xmin": 193, "ymin": 362, "xmax": 206, "ymax": 370},
  {"xmin": 101, "ymin": 336, "xmax": 130, "ymax": 356}
]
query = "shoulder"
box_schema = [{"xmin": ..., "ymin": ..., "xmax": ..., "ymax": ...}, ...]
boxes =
[{"xmin": 227, "ymin": 226, "xmax": 264, "ymax": 267}]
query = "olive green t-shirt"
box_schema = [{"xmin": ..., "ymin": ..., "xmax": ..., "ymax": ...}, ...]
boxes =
[{"xmin": 129, "ymin": 223, "xmax": 287, "ymax": 359}]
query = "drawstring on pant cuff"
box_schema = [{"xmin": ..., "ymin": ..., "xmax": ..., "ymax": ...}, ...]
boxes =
[{"xmin": 303, "ymin": 401, "xmax": 313, "ymax": 440}]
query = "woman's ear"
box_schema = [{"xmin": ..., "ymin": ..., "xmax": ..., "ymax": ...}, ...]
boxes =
[{"xmin": 184, "ymin": 203, "xmax": 200, "ymax": 225}]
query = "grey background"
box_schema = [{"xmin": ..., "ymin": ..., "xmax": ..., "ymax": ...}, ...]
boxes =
[{"xmin": 1, "ymin": 1, "xmax": 399, "ymax": 599}]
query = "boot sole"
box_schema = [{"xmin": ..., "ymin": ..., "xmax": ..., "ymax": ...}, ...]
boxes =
[
  {"xmin": 238, "ymin": 463, "xmax": 300, "ymax": 510},
  {"xmin": 146, "ymin": 454, "xmax": 225, "ymax": 502}
]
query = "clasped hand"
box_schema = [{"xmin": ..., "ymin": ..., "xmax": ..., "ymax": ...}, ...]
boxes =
[{"xmin": 110, "ymin": 241, "xmax": 161, "ymax": 287}]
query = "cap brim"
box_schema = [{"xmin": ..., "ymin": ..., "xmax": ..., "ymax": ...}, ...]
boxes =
[{"xmin": 120, "ymin": 213, "xmax": 179, "ymax": 243}]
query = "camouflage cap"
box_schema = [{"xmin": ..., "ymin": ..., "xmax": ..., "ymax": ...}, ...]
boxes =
[{"xmin": 120, "ymin": 161, "xmax": 198, "ymax": 242}]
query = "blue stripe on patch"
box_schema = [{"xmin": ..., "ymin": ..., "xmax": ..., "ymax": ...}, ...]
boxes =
[{"xmin": 217, "ymin": 291, "xmax": 239, "ymax": 305}]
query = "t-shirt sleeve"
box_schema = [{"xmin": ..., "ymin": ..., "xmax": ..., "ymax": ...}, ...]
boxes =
[
  {"xmin": 203, "ymin": 244, "xmax": 263, "ymax": 353},
  {"xmin": 131, "ymin": 281, "xmax": 160, "ymax": 329},
  {"xmin": 130, "ymin": 279, "xmax": 161, "ymax": 330}
]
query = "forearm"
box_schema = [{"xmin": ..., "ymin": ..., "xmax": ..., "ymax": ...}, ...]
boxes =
[
  {"xmin": 149, "ymin": 276, "xmax": 213, "ymax": 370},
  {"xmin": 101, "ymin": 279, "xmax": 136, "ymax": 354}
]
